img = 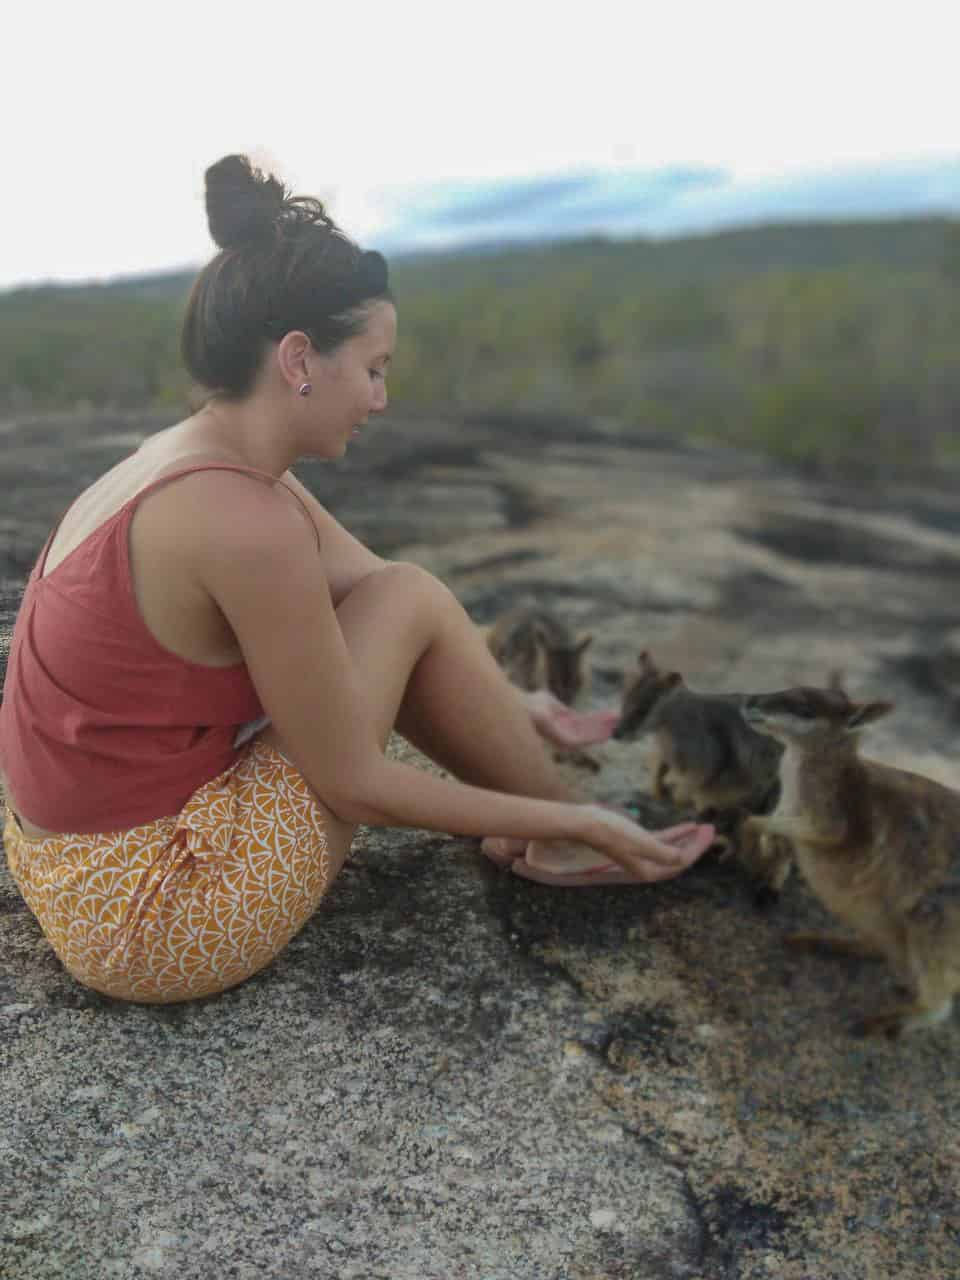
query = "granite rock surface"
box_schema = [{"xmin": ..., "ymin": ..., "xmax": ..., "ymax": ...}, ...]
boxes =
[{"xmin": 1, "ymin": 409, "xmax": 958, "ymax": 1279}]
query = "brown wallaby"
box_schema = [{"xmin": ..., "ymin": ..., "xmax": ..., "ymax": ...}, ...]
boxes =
[
  {"xmin": 487, "ymin": 605, "xmax": 593, "ymax": 707},
  {"xmin": 613, "ymin": 651, "xmax": 783, "ymax": 814},
  {"xmin": 742, "ymin": 684, "xmax": 960, "ymax": 1037},
  {"xmin": 613, "ymin": 651, "xmax": 789, "ymax": 896}
]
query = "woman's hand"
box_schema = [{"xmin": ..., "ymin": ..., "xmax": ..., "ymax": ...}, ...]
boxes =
[
  {"xmin": 578, "ymin": 805, "xmax": 712, "ymax": 879},
  {"xmin": 522, "ymin": 689, "xmax": 620, "ymax": 749},
  {"xmin": 514, "ymin": 806, "xmax": 714, "ymax": 886}
]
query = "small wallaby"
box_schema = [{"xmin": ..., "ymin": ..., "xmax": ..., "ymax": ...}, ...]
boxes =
[
  {"xmin": 613, "ymin": 652, "xmax": 789, "ymax": 896},
  {"xmin": 742, "ymin": 684, "xmax": 960, "ymax": 1037},
  {"xmin": 487, "ymin": 605, "xmax": 593, "ymax": 707},
  {"xmin": 613, "ymin": 651, "xmax": 783, "ymax": 816}
]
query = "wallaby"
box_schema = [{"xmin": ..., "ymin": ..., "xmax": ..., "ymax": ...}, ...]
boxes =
[
  {"xmin": 613, "ymin": 651, "xmax": 783, "ymax": 813},
  {"xmin": 613, "ymin": 651, "xmax": 790, "ymax": 895},
  {"xmin": 487, "ymin": 605, "xmax": 593, "ymax": 707},
  {"xmin": 742, "ymin": 684, "xmax": 960, "ymax": 1037}
]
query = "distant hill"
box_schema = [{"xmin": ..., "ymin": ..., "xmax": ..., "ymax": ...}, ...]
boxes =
[
  {"xmin": 1, "ymin": 216, "xmax": 954, "ymax": 306},
  {"xmin": 390, "ymin": 217, "xmax": 957, "ymax": 297}
]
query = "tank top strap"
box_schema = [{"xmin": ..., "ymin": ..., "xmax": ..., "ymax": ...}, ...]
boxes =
[
  {"xmin": 35, "ymin": 461, "xmax": 322, "ymax": 582},
  {"xmin": 125, "ymin": 462, "xmax": 323, "ymax": 551}
]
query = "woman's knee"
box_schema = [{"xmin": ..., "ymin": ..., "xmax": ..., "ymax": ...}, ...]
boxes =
[
  {"xmin": 354, "ymin": 560, "xmax": 462, "ymax": 624},
  {"xmin": 376, "ymin": 560, "xmax": 453, "ymax": 599}
]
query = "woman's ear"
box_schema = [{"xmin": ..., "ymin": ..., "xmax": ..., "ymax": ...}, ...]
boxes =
[{"xmin": 275, "ymin": 331, "xmax": 314, "ymax": 391}]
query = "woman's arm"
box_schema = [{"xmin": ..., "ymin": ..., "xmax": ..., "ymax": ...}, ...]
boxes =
[
  {"xmin": 280, "ymin": 469, "xmax": 387, "ymax": 605},
  {"xmin": 193, "ymin": 480, "xmax": 699, "ymax": 879}
]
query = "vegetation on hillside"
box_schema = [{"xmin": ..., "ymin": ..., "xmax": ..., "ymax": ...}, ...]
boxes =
[{"xmin": 2, "ymin": 218, "xmax": 957, "ymax": 475}]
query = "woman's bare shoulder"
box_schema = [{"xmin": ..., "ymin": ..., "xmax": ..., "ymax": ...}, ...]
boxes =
[
  {"xmin": 129, "ymin": 465, "xmax": 316, "ymax": 598},
  {"xmin": 149, "ymin": 463, "xmax": 307, "ymax": 530}
]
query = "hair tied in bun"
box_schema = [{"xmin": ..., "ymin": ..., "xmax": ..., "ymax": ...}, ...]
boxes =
[{"xmin": 204, "ymin": 154, "xmax": 287, "ymax": 251}]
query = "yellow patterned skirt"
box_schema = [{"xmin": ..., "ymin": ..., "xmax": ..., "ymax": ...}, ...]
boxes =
[{"xmin": 3, "ymin": 740, "xmax": 331, "ymax": 1003}]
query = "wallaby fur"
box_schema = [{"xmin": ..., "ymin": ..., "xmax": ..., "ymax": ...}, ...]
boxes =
[
  {"xmin": 743, "ymin": 684, "xmax": 960, "ymax": 1037},
  {"xmin": 613, "ymin": 651, "xmax": 782, "ymax": 812},
  {"xmin": 613, "ymin": 652, "xmax": 787, "ymax": 889},
  {"xmin": 487, "ymin": 605, "xmax": 593, "ymax": 708}
]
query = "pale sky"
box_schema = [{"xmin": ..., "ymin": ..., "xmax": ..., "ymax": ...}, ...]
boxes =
[{"xmin": 3, "ymin": 0, "xmax": 957, "ymax": 288}]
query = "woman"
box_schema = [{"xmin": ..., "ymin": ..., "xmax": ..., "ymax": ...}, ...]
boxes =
[{"xmin": 0, "ymin": 155, "xmax": 714, "ymax": 1003}]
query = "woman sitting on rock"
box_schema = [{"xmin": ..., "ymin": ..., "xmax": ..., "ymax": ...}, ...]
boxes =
[{"xmin": 0, "ymin": 155, "xmax": 714, "ymax": 1004}]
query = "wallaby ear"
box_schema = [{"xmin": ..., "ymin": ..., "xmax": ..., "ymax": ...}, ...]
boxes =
[
  {"xmin": 576, "ymin": 633, "xmax": 594, "ymax": 655},
  {"xmin": 827, "ymin": 668, "xmax": 846, "ymax": 693},
  {"xmin": 638, "ymin": 650, "xmax": 655, "ymax": 671},
  {"xmin": 845, "ymin": 700, "xmax": 894, "ymax": 731}
]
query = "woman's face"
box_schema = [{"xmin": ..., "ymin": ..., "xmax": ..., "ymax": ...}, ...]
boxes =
[{"xmin": 306, "ymin": 301, "xmax": 396, "ymax": 457}]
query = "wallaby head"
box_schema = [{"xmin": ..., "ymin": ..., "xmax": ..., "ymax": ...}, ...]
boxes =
[
  {"xmin": 742, "ymin": 685, "xmax": 895, "ymax": 747},
  {"xmin": 538, "ymin": 625, "xmax": 593, "ymax": 706},
  {"xmin": 613, "ymin": 651, "xmax": 684, "ymax": 740}
]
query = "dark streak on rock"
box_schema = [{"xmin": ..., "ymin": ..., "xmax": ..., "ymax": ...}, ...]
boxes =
[{"xmin": 736, "ymin": 514, "xmax": 960, "ymax": 576}]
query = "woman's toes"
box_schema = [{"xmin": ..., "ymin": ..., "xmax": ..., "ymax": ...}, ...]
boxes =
[{"xmin": 480, "ymin": 836, "xmax": 529, "ymax": 866}]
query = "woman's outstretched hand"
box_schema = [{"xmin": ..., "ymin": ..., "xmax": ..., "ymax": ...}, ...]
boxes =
[
  {"xmin": 514, "ymin": 808, "xmax": 715, "ymax": 886},
  {"xmin": 578, "ymin": 805, "xmax": 713, "ymax": 879},
  {"xmin": 505, "ymin": 691, "xmax": 714, "ymax": 887},
  {"xmin": 523, "ymin": 689, "xmax": 620, "ymax": 749}
]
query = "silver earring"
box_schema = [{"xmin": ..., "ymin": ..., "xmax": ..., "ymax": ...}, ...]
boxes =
[{"xmin": 298, "ymin": 382, "xmax": 312, "ymax": 397}]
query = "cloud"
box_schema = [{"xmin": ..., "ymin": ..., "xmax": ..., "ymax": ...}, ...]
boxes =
[{"xmin": 370, "ymin": 157, "xmax": 960, "ymax": 254}]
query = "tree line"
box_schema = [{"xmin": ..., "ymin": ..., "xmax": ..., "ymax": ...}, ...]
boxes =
[{"xmin": 2, "ymin": 217, "xmax": 957, "ymax": 475}]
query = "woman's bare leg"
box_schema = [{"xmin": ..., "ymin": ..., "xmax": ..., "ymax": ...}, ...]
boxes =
[
  {"xmin": 337, "ymin": 564, "xmax": 582, "ymax": 800},
  {"xmin": 261, "ymin": 562, "xmax": 583, "ymax": 875}
]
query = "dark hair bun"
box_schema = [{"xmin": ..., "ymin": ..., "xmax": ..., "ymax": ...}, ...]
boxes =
[
  {"xmin": 357, "ymin": 250, "xmax": 389, "ymax": 295},
  {"xmin": 204, "ymin": 154, "xmax": 287, "ymax": 250}
]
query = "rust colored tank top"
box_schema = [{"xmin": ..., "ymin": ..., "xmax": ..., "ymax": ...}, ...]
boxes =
[{"xmin": 0, "ymin": 463, "xmax": 315, "ymax": 832}]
